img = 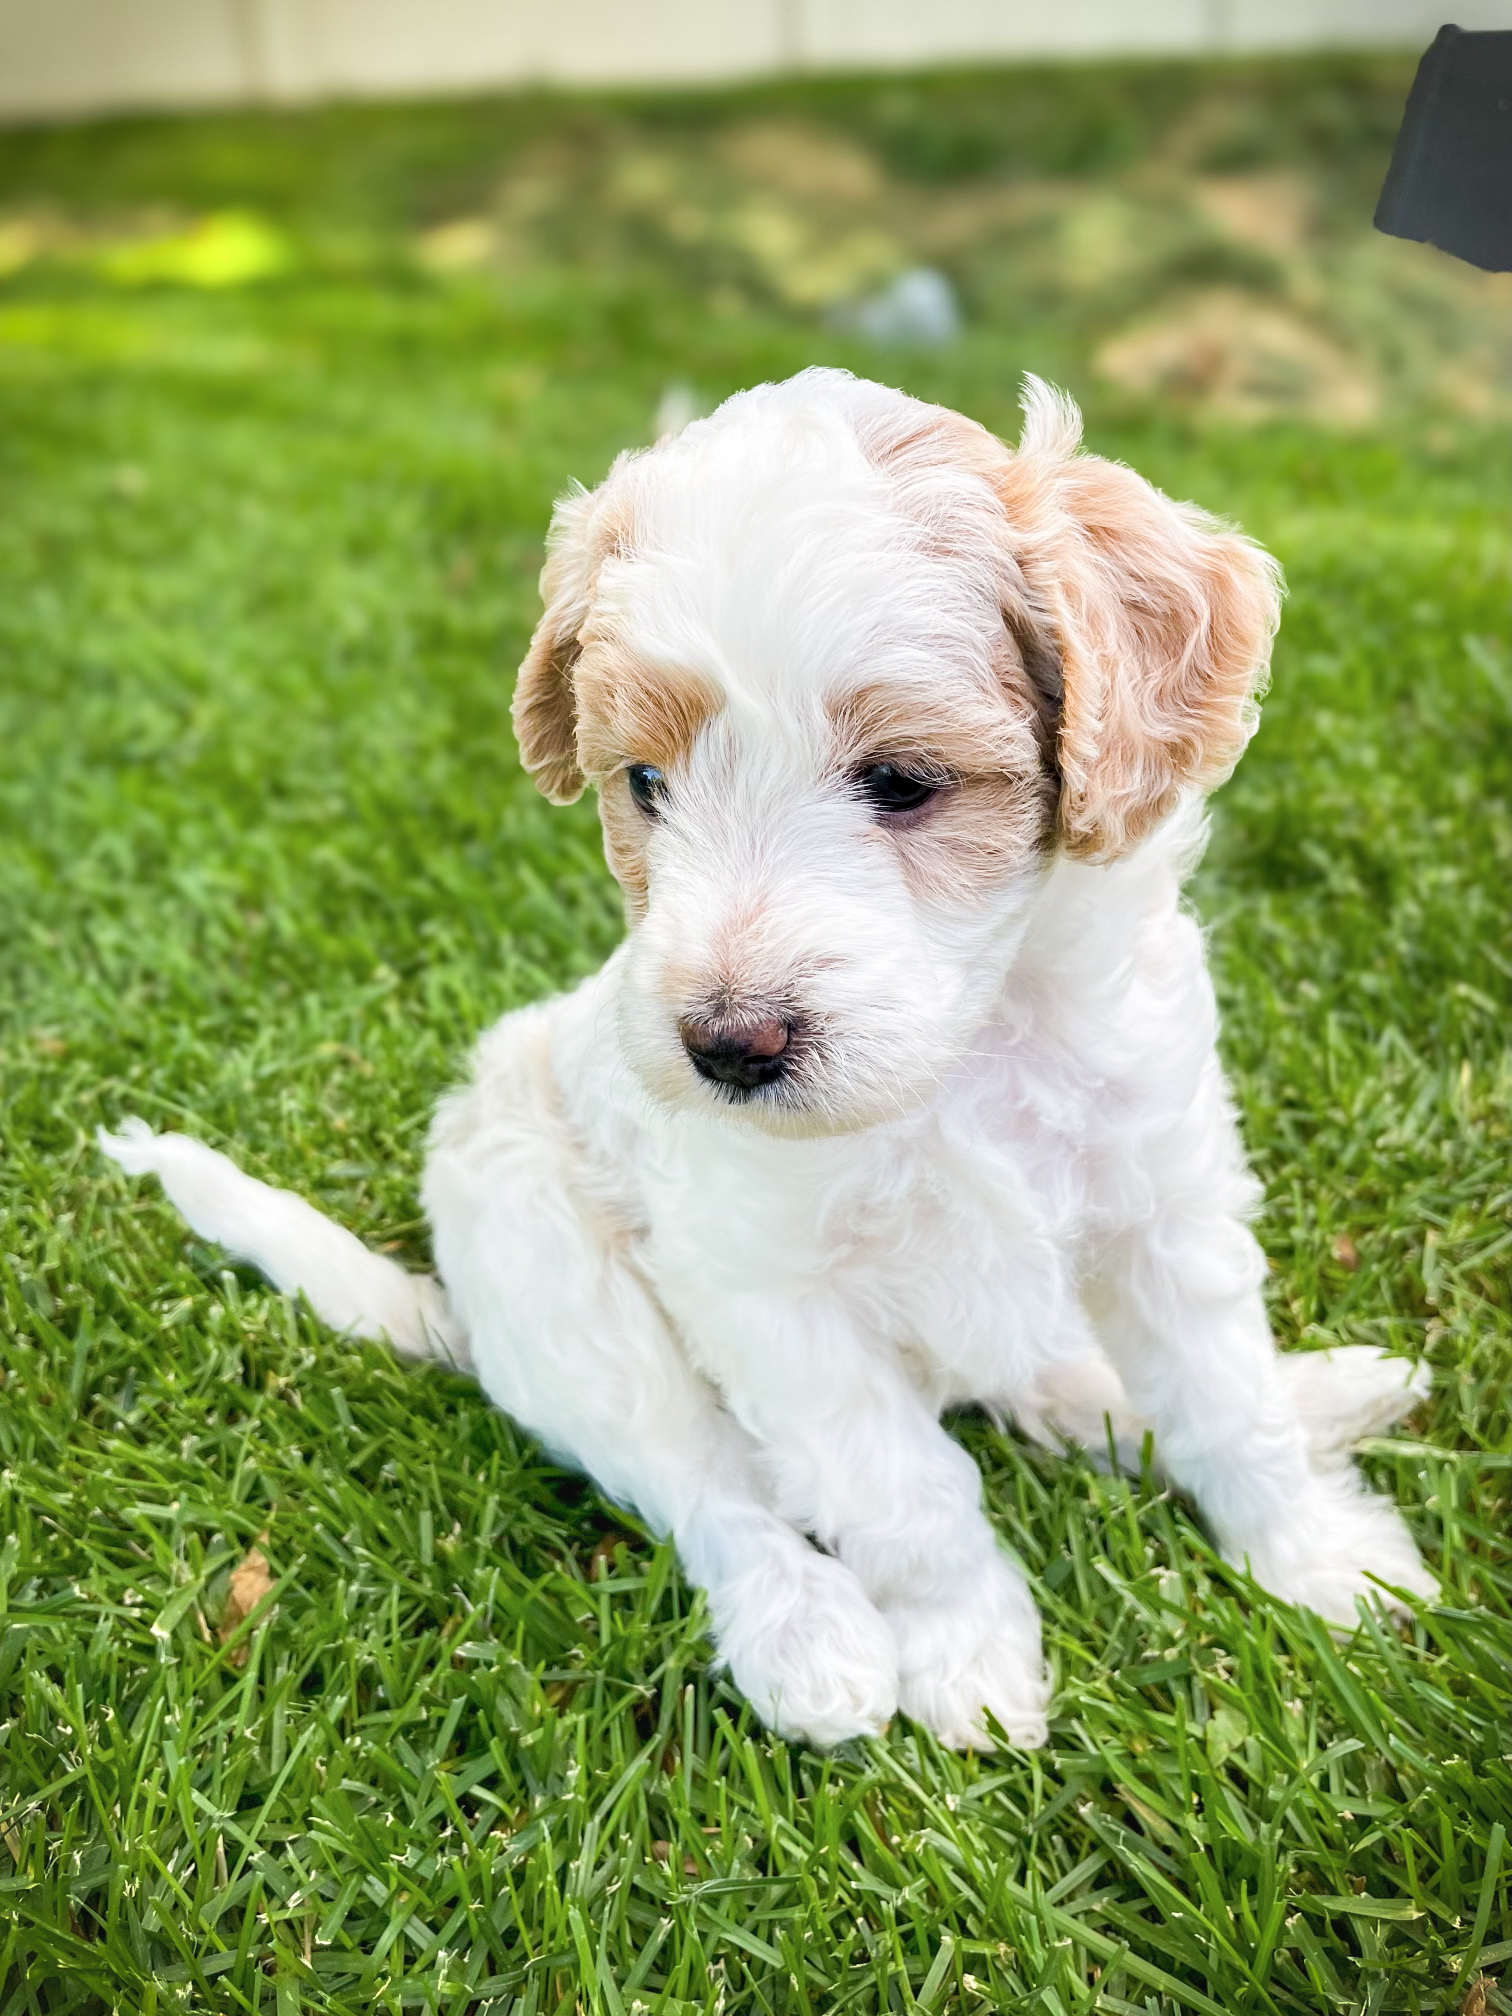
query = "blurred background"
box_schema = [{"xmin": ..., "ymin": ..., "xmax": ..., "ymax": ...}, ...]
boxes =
[
  {"xmin": 2, "ymin": 0, "xmax": 1508, "ymax": 118},
  {"xmin": 0, "ymin": 7, "xmax": 1507, "ymax": 435}
]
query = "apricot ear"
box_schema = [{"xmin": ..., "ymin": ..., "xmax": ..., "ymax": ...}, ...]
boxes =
[
  {"xmin": 1000, "ymin": 380, "xmax": 1283, "ymax": 860},
  {"xmin": 513, "ymin": 604, "xmax": 584, "ymax": 804},
  {"xmin": 511, "ymin": 484, "xmax": 617, "ymax": 805}
]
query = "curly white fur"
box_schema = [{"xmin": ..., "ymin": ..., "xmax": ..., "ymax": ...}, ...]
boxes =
[{"xmin": 100, "ymin": 370, "xmax": 1434, "ymax": 1752}]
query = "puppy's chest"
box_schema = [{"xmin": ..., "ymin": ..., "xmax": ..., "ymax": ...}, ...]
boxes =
[{"xmin": 642, "ymin": 1104, "xmax": 1075, "ymax": 1362}]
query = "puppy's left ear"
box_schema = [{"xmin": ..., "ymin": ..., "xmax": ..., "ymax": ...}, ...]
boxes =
[{"xmin": 1003, "ymin": 380, "xmax": 1283, "ymax": 861}]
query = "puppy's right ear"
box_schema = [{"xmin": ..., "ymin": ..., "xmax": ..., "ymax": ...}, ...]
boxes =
[{"xmin": 512, "ymin": 485, "xmax": 608, "ymax": 805}]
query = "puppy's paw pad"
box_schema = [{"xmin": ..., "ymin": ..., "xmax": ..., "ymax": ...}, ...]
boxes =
[{"xmin": 718, "ymin": 1553, "xmax": 897, "ymax": 1750}]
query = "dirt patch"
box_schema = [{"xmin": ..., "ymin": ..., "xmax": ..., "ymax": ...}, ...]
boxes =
[{"xmin": 1096, "ymin": 288, "xmax": 1379, "ymax": 426}]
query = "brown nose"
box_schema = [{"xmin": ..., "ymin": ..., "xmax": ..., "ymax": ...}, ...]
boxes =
[{"xmin": 678, "ymin": 1010, "xmax": 792, "ymax": 1093}]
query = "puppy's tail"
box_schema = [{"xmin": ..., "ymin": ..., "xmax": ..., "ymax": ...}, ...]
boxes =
[{"xmin": 99, "ymin": 1118, "xmax": 469, "ymax": 1371}]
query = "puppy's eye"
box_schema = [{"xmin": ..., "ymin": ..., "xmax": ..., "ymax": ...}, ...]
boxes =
[
  {"xmin": 856, "ymin": 762, "xmax": 940, "ymax": 817},
  {"xmin": 625, "ymin": 763, "xmax": 668, "ymax": 817}
]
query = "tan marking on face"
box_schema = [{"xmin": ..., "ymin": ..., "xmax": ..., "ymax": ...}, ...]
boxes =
[
  {"xmin": 574, "ymin": 645, "xmax": 723, "ymax": 913},
  {"xmin": 828, "ymin": 678, "xmax": 1053, "ymax": 904},
  {"xmin": 829, "ymin": 676, "xmax": 1033, "ymax": 779},
  {"xmin": 851, "ymin": 396, "xmax": 1066, "ymax": 781},
  {"xmin": 597, "ymin": 771, "xmax": 650, "ymax": 919},
  {"xmin": 574, "ymin": 644, "xmax": 721, "ymax": 779},
  {"xmin": 888, "ymin": 771, "xmax": 1051, "ymax": 905}
]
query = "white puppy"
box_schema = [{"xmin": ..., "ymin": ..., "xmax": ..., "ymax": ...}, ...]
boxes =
[{"xmin": 103, "ymin": 370, "xmax": 1435, "ymax": 1751}]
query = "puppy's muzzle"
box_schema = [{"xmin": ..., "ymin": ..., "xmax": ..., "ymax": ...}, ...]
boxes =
[{"xmin": 679, "ymin": 1009, "xmax": 793, "ymax": 1094}]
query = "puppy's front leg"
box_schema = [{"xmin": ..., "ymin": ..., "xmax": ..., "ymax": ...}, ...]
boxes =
[
  {"xmin": 1086, "ymin": 1101, "xmax": 1435, "ymax": 1624},
  {"xmin": 426, "ymin": 1054, "xmax": 897, "ymax": 1750},
  {"xmin": 682, "ymin": 1293, "xmax": 1049, "ymax": 1750}
]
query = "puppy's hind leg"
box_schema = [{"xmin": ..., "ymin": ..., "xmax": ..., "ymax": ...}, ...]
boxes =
[
  {"xmin": 1280, "ymin": 1348, "xmax": 1431, "ymax": 1464},
  {"xmin": 1008, "ymin": 1353, "xmax": 1150, "ymax": 1475},
  {"xmin": 1084, "ymin": 1084, "xmax": 1435, "ymax": 1624},
  {"xmin": 1009, "ymin": 1346, "xmax": 1429, "ymax": 1477}
]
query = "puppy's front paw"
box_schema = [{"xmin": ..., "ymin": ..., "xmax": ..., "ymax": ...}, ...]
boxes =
[
  {"xmin": 714, "ymin": 1548, "xmax": 898, "ymax": 1749},
  {"xmin": 888, "ymin": 1563, "xmax": 1049, "ymax": 1751},
  {"xmin": 1236, "ymin": 1481, "xmax": 1437, "ymax": 1626}
]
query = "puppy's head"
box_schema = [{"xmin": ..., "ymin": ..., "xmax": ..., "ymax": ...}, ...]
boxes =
[{"xmin": 513, "ymin": 371, "xmax": 1280, "ymax": 1134}]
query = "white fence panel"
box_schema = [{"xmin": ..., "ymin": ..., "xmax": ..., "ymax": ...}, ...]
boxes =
[{"xmin": 2, "ymin": 0, "xmax": 1505, "ymax": 123}]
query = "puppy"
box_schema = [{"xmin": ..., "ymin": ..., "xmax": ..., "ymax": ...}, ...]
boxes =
[{"xmin": 103, "ymin": 370, "xmax": 1434, "ymax": 1750}]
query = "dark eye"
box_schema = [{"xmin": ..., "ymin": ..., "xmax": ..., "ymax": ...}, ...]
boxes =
[
  {"xmin": 856, "ymin": 762, "xmax": 941, "ymax": 817},
  {"xmin": 625, "ymin": 763, "xmax": 667, "ymax": 817}
]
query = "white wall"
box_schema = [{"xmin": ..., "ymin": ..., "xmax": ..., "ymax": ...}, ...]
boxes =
[{"xmin": 0, "ymin": 0, "xmax": 1498, "ymax": 123}]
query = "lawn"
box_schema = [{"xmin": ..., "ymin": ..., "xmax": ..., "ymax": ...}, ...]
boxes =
[{"xmin": 0, "ymin": 54, "xmax": 1508, "ymax": 2016}]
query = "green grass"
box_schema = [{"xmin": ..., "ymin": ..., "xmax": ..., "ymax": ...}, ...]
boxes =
[{"xmin": 0, "ymin": 57, "xmax": 1508, "ymax": 2016}]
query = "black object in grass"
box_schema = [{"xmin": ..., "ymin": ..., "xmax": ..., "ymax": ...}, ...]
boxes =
[{"xmin": 1375, "ymin": 24, "xmax": 1512, "ymax": 273}]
